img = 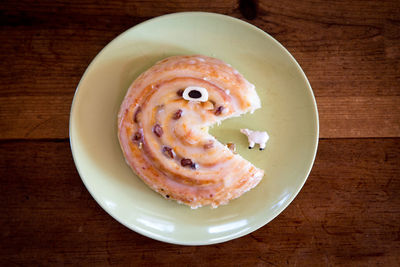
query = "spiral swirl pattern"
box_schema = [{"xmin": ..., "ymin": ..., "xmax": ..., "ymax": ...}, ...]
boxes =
[{"xmin": 118, "ymin": 55, "xmax": 264, "ymax": 208}]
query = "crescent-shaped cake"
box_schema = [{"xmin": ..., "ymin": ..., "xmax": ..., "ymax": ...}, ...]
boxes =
[{"xmin": 118, "ymin": 55, "xmax": 264, "ymax": 208}]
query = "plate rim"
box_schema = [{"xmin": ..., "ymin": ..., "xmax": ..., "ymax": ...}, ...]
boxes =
[{"xmin": 69, "ymin": 11, "xmax": 319, "ymax": 245}]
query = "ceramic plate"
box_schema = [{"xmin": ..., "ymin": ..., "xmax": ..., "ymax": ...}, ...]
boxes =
[{"xmin": 70, "ymin": 12, "xmax": 319, "ymax": 245}]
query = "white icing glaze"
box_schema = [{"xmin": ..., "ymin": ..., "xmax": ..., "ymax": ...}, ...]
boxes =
[
  {"xmin": 240, "ymin": 128, "xmax": 269, "ymax": 150},
  {"xmin": 118, "ymin": 55, "xmax": 264, "ymax": 209}
]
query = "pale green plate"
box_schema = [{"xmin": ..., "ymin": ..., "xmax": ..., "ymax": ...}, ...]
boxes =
[{"xmin": 70, "ymin": 12, "xmax": 319, "ymax": 245}]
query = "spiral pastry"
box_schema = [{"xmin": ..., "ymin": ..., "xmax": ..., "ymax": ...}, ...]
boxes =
[{"xmin": 118, "ymin": 55, "xmax": 264, "ymax": 208}]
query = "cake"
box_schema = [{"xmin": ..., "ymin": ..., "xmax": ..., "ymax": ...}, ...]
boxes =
[{"xmin": 118, "ymin": 55, "xmax": 264, "ymax": 208}]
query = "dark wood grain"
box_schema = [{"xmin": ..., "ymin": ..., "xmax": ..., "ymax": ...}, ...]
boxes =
[
  {"xmin": 1, "ymin": 0, "xmax": 400, "ymax": 265},
  {"xmin": 1, "ymin": 1, "xmax": 399, "ymax": 98},
  {"xmin": 1, "ymin": 1, "xmax": 399, "ymax": 139},
  {"xmin": 0, "ymin": 139, "xmax": 399, "ymax": 265},
  {"xmin": 318, "ymin": 96, "xmax": 400, "ymax": 138}
]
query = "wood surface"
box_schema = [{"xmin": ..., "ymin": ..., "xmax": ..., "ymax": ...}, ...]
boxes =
[
  {"xmin": 1, "ymin": 139, "xmax": 399, "ymax": 266},
  {"xmin": 0, "ymin": 0, "xmax": 399, "ymax": 265}
]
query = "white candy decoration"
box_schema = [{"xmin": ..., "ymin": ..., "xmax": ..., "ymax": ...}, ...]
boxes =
[
  {"xmin": 182, "ymin": 86, "xmax": 209, "ymax": 102},
  {"xmin": 240, "ymin": 128, "xmax": 269, "ymax": 150}
]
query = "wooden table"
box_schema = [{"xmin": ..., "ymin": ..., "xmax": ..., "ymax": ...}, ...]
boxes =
[{"xmin": 1, "ymin": 1, "xmax": 399, "ymax": 265}]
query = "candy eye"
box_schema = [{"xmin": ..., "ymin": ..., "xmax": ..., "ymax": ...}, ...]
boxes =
[{"xmin": 182, "ymin": 86, "xmax": 208, "ymax": 102}]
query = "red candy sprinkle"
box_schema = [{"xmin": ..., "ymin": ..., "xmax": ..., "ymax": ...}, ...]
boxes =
[
  {"xmin": 215, "ymin": 106, "xmax": 224, "ymax": 115},
  {"xmin": 162, "ymin": 146, "xmax": 175, "ymax": 159},
  {"xmin": 181, "ymin": 158, "xmax": 193, "ymax": 167},
  {"xmin": 153, "ymin": 124, "xmax": 163, "ymax": 137},
  {"xmin": 173, "ymin": 109, "xmax": 182, "ymax": 120}
]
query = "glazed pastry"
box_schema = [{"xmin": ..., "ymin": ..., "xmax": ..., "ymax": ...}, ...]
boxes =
[{"xmin": 118, "ymin": 55, "xmax": 264, "ymax": 208}]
